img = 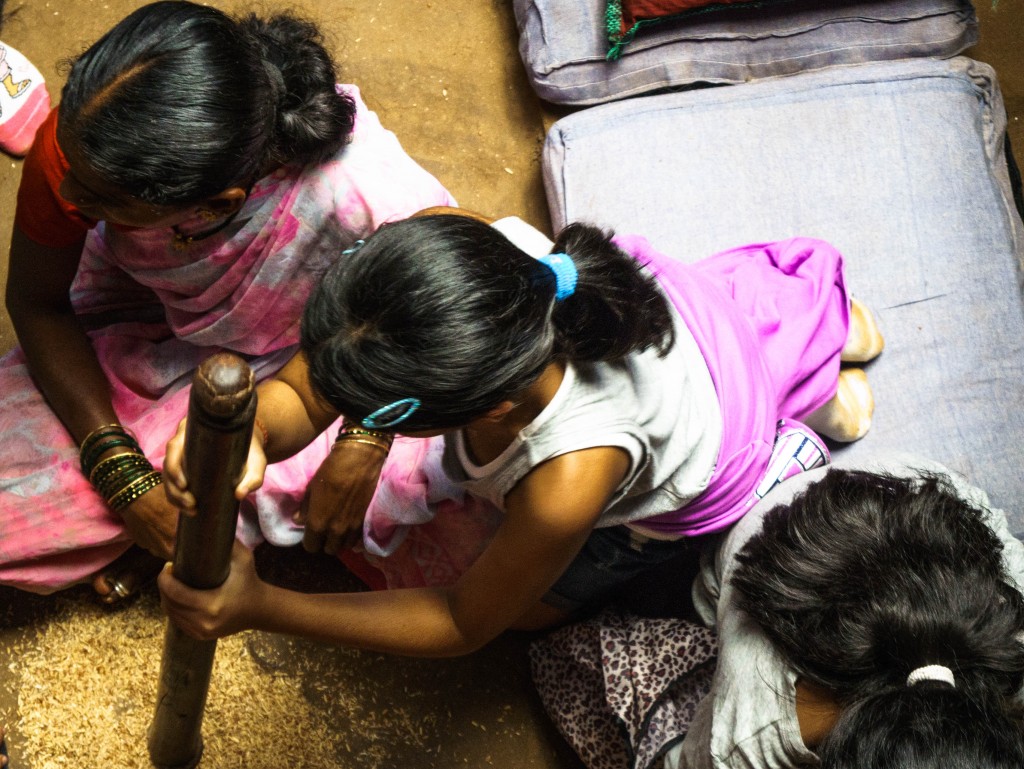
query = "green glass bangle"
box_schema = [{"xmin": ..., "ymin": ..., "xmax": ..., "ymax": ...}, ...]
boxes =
[
  {"xmin": 80, "ymin": 424, "xmax": 139, "ymax": 459},
  {"xmin": 81, "ymin": 437, "xmax": 143, "ymax": 477},
  {"xmin": 90, "ymin": 452, "xmax": 151, "ymax": 484},
  {"xmin": 96, "ymin": 464, "xmax": 156, "ymax": 501},
  {"xmin": 79, "ymin": 423, "xmax": 131, "ymax": 453}
]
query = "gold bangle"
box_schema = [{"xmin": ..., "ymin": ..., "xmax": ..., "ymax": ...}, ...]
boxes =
[
  {"xmin": 332, "ymin": 435, "xmax": 392, "ymax": 454},
  {"xmin": 107, "ymin": 469, "xmax": 161, "ymax": 503},
  {"xmin": 106, "ymin": 467, "xmax": 160, "ymax": 502},
  {"xmin": 92, "ymin": 458, "xmax": 152, "ymax": 499},
  {"xmin": 108, "ymin": 472, "xmax": 164, "ymax": 511},
  {"xmin": 337, "ymin": 420, "xmax": 394, "ymax": 447},
  {"xmin": 110, "ymin": 480, "xmax": 163, "ymax": 512},
  {"xmin": 96, "ymin": 465, "xmax": 154, "ymax": 502},
  {"xmin": 89, "ymin": 450, "xmax": 150, "ymax": 485}
]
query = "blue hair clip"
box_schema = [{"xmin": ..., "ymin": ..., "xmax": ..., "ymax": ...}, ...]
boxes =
[
  {"xmin": 342, "ymin": 239, "xmax": 365, "ymax": 256},
  {"xmin": 538, "ymin": 252, "xmax": 577, "ymax": 301},
  {"xmin": 362, "ymin": 397, "xmax": 421, "ymax": 429}
]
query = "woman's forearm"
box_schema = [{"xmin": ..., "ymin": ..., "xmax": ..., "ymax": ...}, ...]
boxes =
[
  {"xmin": 8, "ymin": 295, "xmax": 119, "ymax": 443},
  {"xmin": 6, "ymin": 227, "xmax": 114, "ymax": 443}
]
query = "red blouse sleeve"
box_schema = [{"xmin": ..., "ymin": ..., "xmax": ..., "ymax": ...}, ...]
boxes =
[{"xmin": 14, "ymin": 109, "xmax": 96, "ymax": 248}]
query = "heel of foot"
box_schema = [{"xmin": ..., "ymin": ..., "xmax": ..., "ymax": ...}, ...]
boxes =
[
  {"xmin": 807, "ymin": 369, "xmax": 874, "ymax": 442},
  {"xmin": 842, "ymin": 298, "xmax": 885, "ymax": 364}
]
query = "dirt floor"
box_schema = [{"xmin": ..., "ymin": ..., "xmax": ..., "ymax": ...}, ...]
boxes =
[{"xmin": 0, "ymin": 1, "xmax": 1022, "ymax": 767}]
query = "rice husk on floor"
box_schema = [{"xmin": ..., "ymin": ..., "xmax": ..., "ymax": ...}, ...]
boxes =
[
  {"xmin": 13, "ymin": 593, "xmax": 343, "ymax": 768},
  {"xmin": 6, "ymin": 550, "xmax": 579, "ymax": 769}
]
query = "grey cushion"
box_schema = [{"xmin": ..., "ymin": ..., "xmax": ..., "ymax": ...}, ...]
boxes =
[
  {"xmin": 542, "ymin": 57, "xmax": 1024, "ymax": 525},
  {"xmin": 514, "ymin": 0, "xmax": 977, "ymax": 105}
]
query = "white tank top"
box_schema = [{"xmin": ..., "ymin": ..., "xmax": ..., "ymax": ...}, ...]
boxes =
[{"xmin": 439, "ymin": 219, "xmax": 722, "ymax": 529}]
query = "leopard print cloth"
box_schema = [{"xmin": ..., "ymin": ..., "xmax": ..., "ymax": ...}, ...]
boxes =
[{"xmin": 529, "ymin": 609, "xmax": 717, "ymax": 769}]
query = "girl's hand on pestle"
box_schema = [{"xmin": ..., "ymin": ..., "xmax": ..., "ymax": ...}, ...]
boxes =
[
  {"xmin": 158, "ymin": 540, "xmax": 265, "ymax": 640},
  {"xmin": 162, "ymin": 417, "xmax": 268, "ymax": 513}
]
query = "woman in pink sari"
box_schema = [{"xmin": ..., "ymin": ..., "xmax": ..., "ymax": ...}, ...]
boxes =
[{"xmin": 0, "ymin": 1, "xmax": 455, "ymax": 598}]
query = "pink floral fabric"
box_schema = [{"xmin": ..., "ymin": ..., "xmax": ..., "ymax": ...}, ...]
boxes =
[{"xmin": 0, "ymin": 86, "xmax": 455, "ymax": 593}]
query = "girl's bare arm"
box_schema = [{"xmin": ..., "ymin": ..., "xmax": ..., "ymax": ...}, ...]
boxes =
[{"xmin": 160, "ymin": 445, "xmax": 631, "ymax": 656}]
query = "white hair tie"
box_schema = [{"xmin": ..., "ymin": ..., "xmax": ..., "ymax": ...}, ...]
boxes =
[
  {"xmin": 906, "ymin": 665, "xmax": 955, "ymax": 688},
  {"xmin": 489, "ymin": 217, "xmax": 555, "ymax": 258}
]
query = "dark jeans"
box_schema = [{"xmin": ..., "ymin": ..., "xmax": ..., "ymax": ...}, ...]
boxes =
[{"xmin": 543, "ymin": 524, "xmax": 693, "ymax": 613}]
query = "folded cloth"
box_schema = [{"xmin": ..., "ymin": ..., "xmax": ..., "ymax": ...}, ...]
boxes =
[{"xmin": 0, "ymin": 41, "xmax": 49, "ymax": 156}]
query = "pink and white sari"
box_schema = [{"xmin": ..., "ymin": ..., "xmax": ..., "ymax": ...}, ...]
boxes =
[{"xmin": 0, "ymin": 86, "xmax": 458, "ymax": 593}]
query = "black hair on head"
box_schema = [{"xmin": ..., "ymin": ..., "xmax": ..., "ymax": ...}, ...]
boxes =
[
  {"xmin": 732, "ymin": 469, "xmax": 1024, "ymax": 768},
  {"xmin": 820, "ymin": 687, "xmax": 1024, "ymax": 769},
  {"xmin": 300, "ymin": 215, "xmax": 675, "ymax": 431},
  {"xmin": 58, "ymin": 0, "xmax": 355, "ymax": 205}
]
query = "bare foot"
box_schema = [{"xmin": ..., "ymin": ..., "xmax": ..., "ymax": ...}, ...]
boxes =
[
  {"xmin": 841, "ymin": 298, "xmax": 885, "ymax": 363},
  {"xmin": 804, "ymin": 368, "xmax": 874, "ymax": 442},
  {"xmin": 92, "ymin": 545, "xmax": 165, "ymax": 606}
]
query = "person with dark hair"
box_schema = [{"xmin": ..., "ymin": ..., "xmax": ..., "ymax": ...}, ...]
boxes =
[
  {"xmin": 663, "ymin": 453, "xmax": 1024, "ymax": 769},
  {"xmin": 158, "ymin": 210, "xmax": 883, "ymax": 655},
  {"xmin": 0, "ymin": 1, "xmax": 454, "ymax": 601}
]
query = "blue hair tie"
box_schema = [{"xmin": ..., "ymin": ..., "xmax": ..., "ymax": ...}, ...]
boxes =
[
  {"xmin": 362, "ymin": 397, "xmax": 421, "ymax": 429},
  {"xmin": 342, "ymin": 239, "xmax": 365, "ymax": 256},
  {"xmin": 538, "ymin": 252, "xmax": 577, "ymax": 301}
]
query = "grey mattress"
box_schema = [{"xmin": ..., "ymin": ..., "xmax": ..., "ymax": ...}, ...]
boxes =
[
  {"xmin": 514, "ymin": 0, "xmax": 977, "ymax": 105},
  {"xmin": 542, "ymin": 56, "xmax": 1024, "ymax": 526}
]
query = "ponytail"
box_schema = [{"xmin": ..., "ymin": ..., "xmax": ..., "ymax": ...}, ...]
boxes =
[
  {"xmin": 548, "ymin": 222, "xmax": 674, "ymax": 362},
  {"xmin": 732, "ymin": 470, "xmax": 1024, "ymax": 768},
  {"xmin": 59, "ymin": 1, "xmax": 354, "ymax": 205},
  {"xmin": 820, "ymin": 688, "xmax": 1024, "ymax": 769},
  {"xmin": 301, "ymin": 215, "xmax": 675, "ymax": 430}
]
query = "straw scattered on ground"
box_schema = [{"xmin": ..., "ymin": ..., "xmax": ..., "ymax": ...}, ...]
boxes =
[
  {"xmin": 6, "ymin": 568, "xmax": 561, "ymax": 769},
  {"xmin": 13, "ymin": 593, "xmax": 344, "ymax": 769}
]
